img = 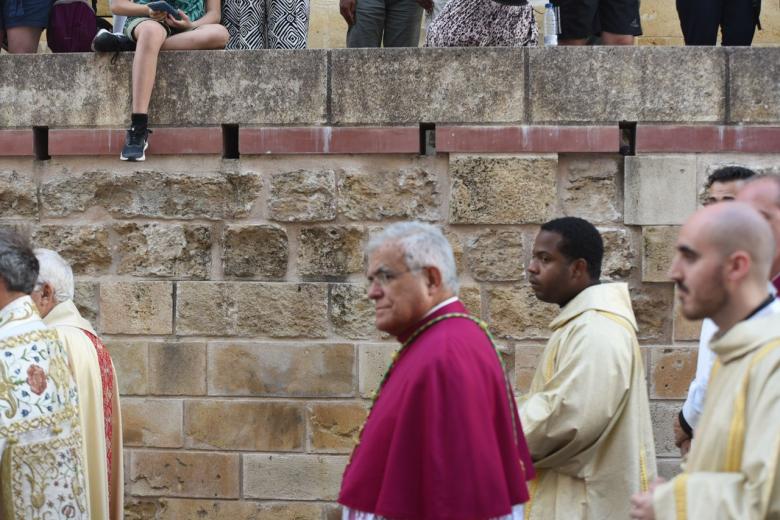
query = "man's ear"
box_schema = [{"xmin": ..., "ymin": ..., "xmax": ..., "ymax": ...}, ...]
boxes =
[
  {"xmin": 571, "ymin": 258, "xmax": 590, "ymax": 282},
  {"xmin": 725, "ymin": 251, "xmax": 752, "ymax": 284},
  {"xmin": 423, "ymin": 266, "xmax": 444, "ymax": 293}
]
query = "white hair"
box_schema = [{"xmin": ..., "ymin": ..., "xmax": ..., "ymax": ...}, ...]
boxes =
[
  {"xmin": 367, "ymin": 222, "xmax": 459, "ymax": 294},
  {"xmin": 33, "ymin": 248, "xmax": 74, "ymax": 303}
]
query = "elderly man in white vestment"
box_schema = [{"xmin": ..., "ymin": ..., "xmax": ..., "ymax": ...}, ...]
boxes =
[
  {"xmin": 631, "ymin": 202, "xmax": 780, "ymax": 519},
  {"xmin": 31, "ymin": 249, "xmax": 124, "ymax": 520},
  {"xmin": 519, "ymin": 217, "xmax": 656, "ymax": 520},
  {"xmin": 0, "ymin": 230, "xmax": 89, "ymax": 519}
]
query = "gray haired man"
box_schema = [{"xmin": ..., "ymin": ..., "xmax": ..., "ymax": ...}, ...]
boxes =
[{"xmin": 31, "ymin": 249, "xmax": 124, "ymax": 520}]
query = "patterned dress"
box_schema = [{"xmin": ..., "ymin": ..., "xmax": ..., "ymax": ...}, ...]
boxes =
[
  {"xmin": 222, "ymin": 0, "xmax": 310, "ymax": 49},
  {"xmin": 425, "ymin": 0, "xmax": 538, "ymax": 47},
  {"xmin": 0, "ymin": 297, "xmax": 89, "ymax": 520}
]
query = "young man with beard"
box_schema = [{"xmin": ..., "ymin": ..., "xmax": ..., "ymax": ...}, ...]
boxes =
[{"xmin": 630, "ymin": 202, "xmax": 780, "ymax": 519}]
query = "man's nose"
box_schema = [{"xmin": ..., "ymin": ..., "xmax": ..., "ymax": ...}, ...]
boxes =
[
  {"xmin": 367, "ymin": 281, "xmax": 383, "ymax": 299},
  {"xmin": 527, "ymin": 259, "xmax": 539, "ymax": 274}
]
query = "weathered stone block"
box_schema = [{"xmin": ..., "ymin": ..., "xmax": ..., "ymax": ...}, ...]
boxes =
[
  {"xmin": 184, "ymin": 400, "xmax": 304, "ymax": 451},
  {"xmin": 148, "ymin": 342, "xmax": 207, "ymax": 395},
  {"xmin": 150, "ymin": 50, "xmax": 327, "ymax": 125},
  {"xmin": 298, "ymin": 226, "xmax": 366, "ymax": 277},
  {"xmin": 487, "ymin": 285, "xmax": 558, "ymax": 340},
  {"xmin": 223, "ymin": 224, "xmax": 288, "ymax": 279},
  {"xmin": 73, "ymin": 281, "xmax": 99, "ymax": 327},
  {"xmin": 157, "ymin": 499, "xmax": 324, "ymax": 520},
  {"xmin": 269, "ymin": 169, "xmax": 337, "ymax": 222},
  {"xmin": 0, "ymin": 53, "xmax": 131, "ymax": 127},
  {"xmin": 515, "ymin": 344, "xmax": 545, "ymax": 393},
  {"xmin": 650, "ymin": 400, "xmax": 683, "ymax": 457},
  {"xmin": 122, "ymin": 398, "xmax": 183, "ymax": 447},
  {"xmin": 329, "ymin": 284, "xmax": 377, "ymax": 340},
  {"xmin": 124, "ymin": 498, "xmax": 160, "ymax": 520},
  {"xmin": 449, "ymin": 155, "xmax": 557, "ymax": 224},
  {"xmin": 128, "ymin": 450, "xmax": 240, "ymax": 498},
  {"xmin": 338, "ymin": 167, "xmax": 440, "ymax": 221},
  {"xmin": 600, "ymin": 227, "xmax": 636, "ymax": 280},
  {"xmin": 104, "ymin": 341, "xmax": 148, "ymax": 395},
  {"xmin": 459, "ymin": 285, "xmax": 482, "ymax": 318},
  {"xmin": 631, "ymin": 283, "xmax": 674, "ymax": 342},
  {"xmin": 465, "ymin": 229, "xmax": 524, "ymax": 282},
  {"xmin": 560, "ymin": 155, "xmax": 622, "ymax": 224},
  {"xmin": 729, "ymin": 48, "xmax": 780, "ymax": 123},
  {"xmin": 32, "ymin": 225, "xmax": 111, "ymax": 275},
  {"xmin": 208, "ymin": 343, "xmax": 355, "ymax": 397},
  {"xmin": 40, "ymin": 170, "xmax": 261, "ymax": 220},
  {"xmin": 0, "ymin": 170, "xmax": 37, "ymax": 217},
  {"xmin": 99, "ymin": 282, "xmax": 173, "ymax": 335},
  {"xmin": 673, "ymin": 291, "xmax": 702, "ymax": 341},
  {"xmin": 624, "ymin": 156, "xmax": 697, "ymax": 225},
  {"xmin": 235, "ymin": 283, "xmax": 329, "ymax": 337},
  {"xmin": 308, "ymin": 402, "xmax": 368, "ymax": 453},
  {"xmin": 649, "ymin": 346, "xmax": 697, "ymax": 399},
  {"xmin": 358, "ymin": 343, "xmax": 395, "ymax": 398},
  {"xmin": 242, "ymin": 454, "xmax": 348, "ymax": 500},
  {"xmin": 176, "ymin": 282, "xmax": 328, "ymax": 338},
  {"xmin": 529, "ymin": 47, "xmax": 726, "ymax": 123},
  {"xmin": 331, "ymin": 48, "xmax": 525, "ymax": 124},
  {"xmin": 642, "ymin": 226, "xmax": 679, "ymax": 282},
  {"xmin": 115, "ymin": 223, "xmax": 212, "ymax": 279},
  {"xmin": 442, "ymin": 228, "xmax": 465, "ymax": 274}
]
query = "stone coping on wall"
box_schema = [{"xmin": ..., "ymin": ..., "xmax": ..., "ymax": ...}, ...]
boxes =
[
  {"xmin": 1, "ymin": 47, "xmax": 778, "ymax": 129},
  {"xmin": 2, "ymin": 125, "xmax": 780, "ymax": 156}
]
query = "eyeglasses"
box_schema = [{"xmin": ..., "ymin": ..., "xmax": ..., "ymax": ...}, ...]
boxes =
[{"xmin": 366, "ymin": 267, "xmax": 418, "ymax": 288}]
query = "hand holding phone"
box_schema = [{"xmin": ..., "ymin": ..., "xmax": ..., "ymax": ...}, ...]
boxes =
[{"xmin": 147, "ymin": 1, "xmax": 181, "ymax": 19}]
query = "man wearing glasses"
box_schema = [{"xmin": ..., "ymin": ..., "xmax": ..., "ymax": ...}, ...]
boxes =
[{"xmin": 339, "ymin": 222, "xmax": 534, "ymax": 520}]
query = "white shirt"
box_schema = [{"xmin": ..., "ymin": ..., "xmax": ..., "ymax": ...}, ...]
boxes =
[{"xmin": 681, "ymin": 283, "xmax": 779, "ymax": 428}]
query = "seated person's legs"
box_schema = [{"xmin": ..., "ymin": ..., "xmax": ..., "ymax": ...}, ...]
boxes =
[
  {"xmin": 1, "ymin": 0, "xmax": 50, "ymax": 53},
  {"xmin": 161, "ymin": 22, "xmax": 228, "ymax": 49},
  {"xmin": 6, "ymin": 26, "xmax": 42, "ymax": 52}
]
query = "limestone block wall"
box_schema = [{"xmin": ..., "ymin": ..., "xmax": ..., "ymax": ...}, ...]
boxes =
[
  {"xmin": 2, "ymin": 152, "xmax": 779, "ymax": 518},
  {"xmin": 2, "ymin": 47, "xmax": 780, "ymax": 519}
]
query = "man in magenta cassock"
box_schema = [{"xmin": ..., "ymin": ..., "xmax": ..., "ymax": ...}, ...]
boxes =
[{"xmin": 339, "ymin": 222, "xmax": 535, "ymax": 520}]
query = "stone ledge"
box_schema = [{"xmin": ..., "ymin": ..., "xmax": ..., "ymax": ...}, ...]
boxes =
[{"xmin": 1, "ymin": 47, "xmax": 778, "ymax": 127}]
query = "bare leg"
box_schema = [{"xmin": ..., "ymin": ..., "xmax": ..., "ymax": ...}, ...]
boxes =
[
  {"xmin": 131, "ymin": 20, "xmax": 167, "ymax": 114},
  {"xmin": 6, "ymin": 26, "xmax": 44, "ymax": 53},
  {"xmin": 161, "ymin": 24, "xmax": 229, "ymax": 50},
  {"xmin": 559, "ymin": 37, "xmax": 588, "ymax": 45},
  {"xmin": 601, "ymin": 31, "xmax": 634, "ymax": 44}
]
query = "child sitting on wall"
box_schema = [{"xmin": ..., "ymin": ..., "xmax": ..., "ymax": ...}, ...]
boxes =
[{"xmin": 94, "ymin": 0, "xmax": 228, "ymax": 161}]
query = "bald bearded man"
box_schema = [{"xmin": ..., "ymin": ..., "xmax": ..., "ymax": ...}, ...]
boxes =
[{"xmin": 630, "ymin": 202, "xmax": 780, "ymax": 519}]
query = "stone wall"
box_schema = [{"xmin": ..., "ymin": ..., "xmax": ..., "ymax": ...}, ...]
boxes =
[{"xmin": 2, "ymin": 47, "xmax": 780, "ymax": 519}]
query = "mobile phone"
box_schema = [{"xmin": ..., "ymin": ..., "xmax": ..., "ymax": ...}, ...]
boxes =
[{"xmin": 147, "ymin": 0, "xmax": 181, "ymax": 19}]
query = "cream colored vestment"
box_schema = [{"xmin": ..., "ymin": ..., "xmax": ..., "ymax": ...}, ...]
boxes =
[
  {"xmin": 519, "ymin": 283, "xmax": 656, "ymax": 520},
  {"xmin": 653, "ymin": 313, "xmax": 780, "ymax": 519},
  {"xmin": 45, "ymin": 300, "xmax": 124, "ymax": 520}
]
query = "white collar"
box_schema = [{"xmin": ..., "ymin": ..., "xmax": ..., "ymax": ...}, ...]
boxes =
[{"xmin": 422, "ymin": 296, "xmax": 459, "ymax": 319}]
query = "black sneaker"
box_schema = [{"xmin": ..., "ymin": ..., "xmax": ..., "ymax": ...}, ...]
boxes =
[
  {"xmin": 121, "ymin": 126, "xmax": 152, "ymax": 161},
  {"xmin": 92, "ymin": 29, "xmax": 137, "ymax": 52}
]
